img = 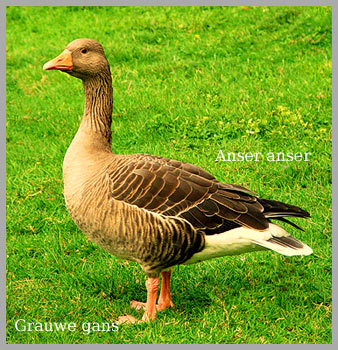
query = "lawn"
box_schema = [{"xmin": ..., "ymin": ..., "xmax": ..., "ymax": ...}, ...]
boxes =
[{"xmin": 6, "ymin": 6, "xmax": 331, "ymax": 344}]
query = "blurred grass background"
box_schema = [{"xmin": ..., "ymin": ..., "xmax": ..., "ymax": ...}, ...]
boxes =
[{"xmin": 6, "ymin": 6, "xmax": 331, "ymax": 344}]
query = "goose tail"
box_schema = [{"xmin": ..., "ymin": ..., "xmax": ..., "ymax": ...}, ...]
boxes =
[{"xmin": 250, "ymin": 223, "xmax": 313, "ymax": 256}]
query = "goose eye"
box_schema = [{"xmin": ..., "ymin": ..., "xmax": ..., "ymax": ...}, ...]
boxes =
[{"xmin": 81, "ymin": 48, "xmax": 88, "ymax": 54}]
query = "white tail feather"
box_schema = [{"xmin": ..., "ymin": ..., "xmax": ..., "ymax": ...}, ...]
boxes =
[{"xmin": 185, "ymin": 223, "xmax": 312, "ymax": 265}]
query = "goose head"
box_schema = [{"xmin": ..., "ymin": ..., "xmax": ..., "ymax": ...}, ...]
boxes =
[{"xmin": 43, "ymin": 38, "xmax": 110, "ymax": 80}]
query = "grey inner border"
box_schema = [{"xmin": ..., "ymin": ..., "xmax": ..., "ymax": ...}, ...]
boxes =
[{"xmin": 1, "ymin": 0, "xmax": 334, "ymax": 347}]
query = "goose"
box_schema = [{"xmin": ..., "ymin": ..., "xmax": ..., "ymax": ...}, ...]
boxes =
[{"xmin": 43, "ymin": 38, "xmax": 313, "ymax": 323}]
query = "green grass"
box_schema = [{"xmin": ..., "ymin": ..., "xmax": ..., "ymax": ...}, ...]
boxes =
[{"xmin": 6, "ymin": 6, "xmax": 331, "ymax": 344}]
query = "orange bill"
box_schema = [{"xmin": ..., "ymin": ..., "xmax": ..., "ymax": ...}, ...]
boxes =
[{"xmin": 43, "ymin": 49, "xmax": 73, "ymax": 71}]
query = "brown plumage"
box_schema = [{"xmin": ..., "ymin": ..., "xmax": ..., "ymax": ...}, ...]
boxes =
[{"xmin": 43, "ymin": 38, "xmax": 312, "ymax": 323}]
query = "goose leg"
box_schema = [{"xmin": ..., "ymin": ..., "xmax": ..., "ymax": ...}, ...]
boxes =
[
  {"xmin": 157, "ymin": 270, "xmax": 174, "ymax": 311},
  {"xmin": 119, "ymin": 277, "xmax": 159, "ymax": 324},
  {"xmin": 141, "ymin": 277, "xmax": 160, "ymax": 321},
  {"xmin": 131, "ymin": 271, "xmax": 174, "ymax": 312},
  {"xmin": 119, "ymin": 272, "xmax": 172, "ymax": 323}
]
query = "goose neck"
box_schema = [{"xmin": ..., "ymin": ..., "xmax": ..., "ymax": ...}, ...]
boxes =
[{"xmin": 82, "ymin": 71, "xmax": 113, "ymax": 147}]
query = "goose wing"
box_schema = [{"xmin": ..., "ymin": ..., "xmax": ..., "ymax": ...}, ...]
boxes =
[{"xmin": 108, "ymin": 154, "xmax": 270, "ymax": 234}]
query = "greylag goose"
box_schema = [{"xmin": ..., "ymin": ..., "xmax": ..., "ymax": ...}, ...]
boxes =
[{"xmin": 43, "ymin": 38, "xmax": 313, "ymax": 323}]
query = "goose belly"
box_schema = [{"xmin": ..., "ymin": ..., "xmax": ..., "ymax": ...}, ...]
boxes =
[{"xmin": 64, "ymin": 183, "xmax": 129, "ymax": 258}]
